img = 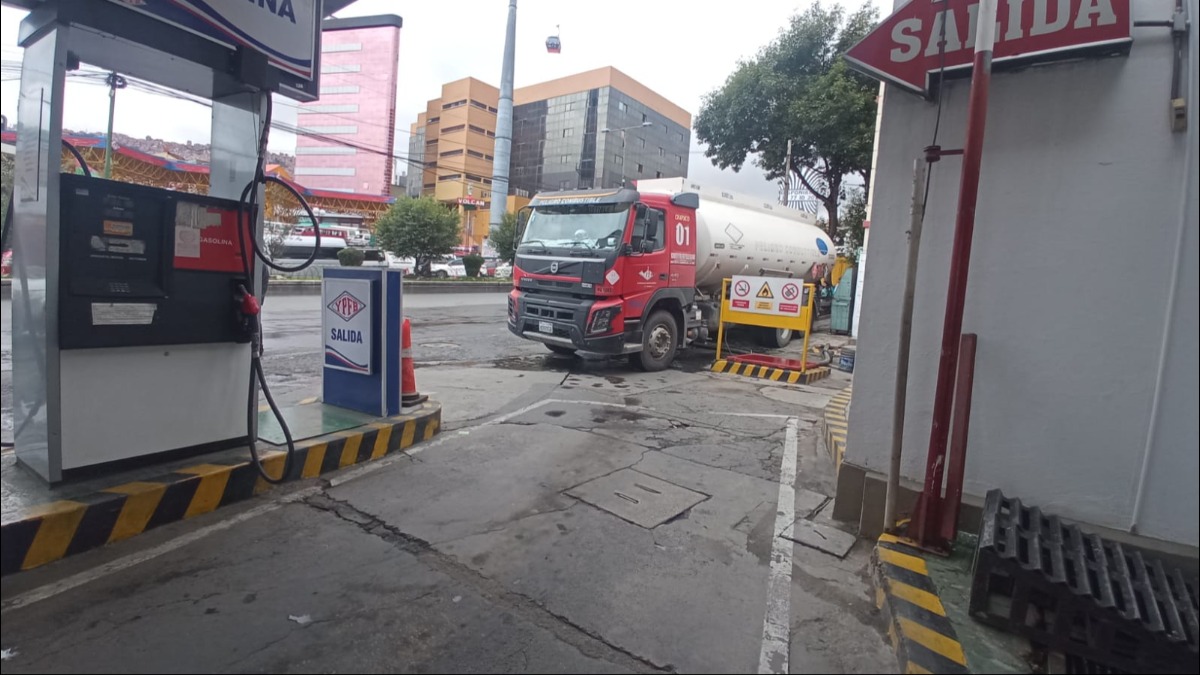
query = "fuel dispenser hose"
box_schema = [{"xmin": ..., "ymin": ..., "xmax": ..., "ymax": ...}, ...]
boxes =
[{"xmin": 236, "ymin": 95, "xmax": 322, "ymax": 484}]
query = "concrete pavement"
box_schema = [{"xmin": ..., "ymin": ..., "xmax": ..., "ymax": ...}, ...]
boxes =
[{"xmin": 1, "ymin": 293, "xmax": 888, "ymax": 673}]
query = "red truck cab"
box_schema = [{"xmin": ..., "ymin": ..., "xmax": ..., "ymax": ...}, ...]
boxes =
[{"xmin": 507, "ymin": 187, "xmax": 701, "ymax": 371}]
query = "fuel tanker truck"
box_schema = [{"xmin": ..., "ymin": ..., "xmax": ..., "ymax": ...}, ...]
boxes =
[{"xmin": 507, "ymin": 177, "xmax": 836, "ymax": 371}]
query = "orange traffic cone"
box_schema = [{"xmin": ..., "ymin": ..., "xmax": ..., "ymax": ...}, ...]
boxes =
[{"xmin": 401, "ymin": 317, "xmax": 427, "ymax": 407}]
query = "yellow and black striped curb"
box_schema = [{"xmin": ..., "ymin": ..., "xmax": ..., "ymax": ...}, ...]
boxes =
[
  {"xmin": 711, "ymin": 359, "xmax": 831, "ymax": 385},
  {"xmin": 873, "ymin": 533, "xmax": 970, "ymax": 674},
  {"xmin": 824, "ymin": 385, "xmax": 851, "ymax": 471},
  {"xmin": 0, "ymin": 402, "xmax": 441, "ymax": 577}
]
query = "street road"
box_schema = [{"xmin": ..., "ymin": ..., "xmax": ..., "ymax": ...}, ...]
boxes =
[{"xmin": 1, "ymin": 291, "xmax": 891, "ymax": 674}]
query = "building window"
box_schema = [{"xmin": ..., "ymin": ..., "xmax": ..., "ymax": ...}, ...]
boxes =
[
  {"xmin": 658, "ymin": 147, "xmax": 665, "ymax": 156},
  {"xmin": 677, "ymin": 155, "xmax": 684, "ymax": 165},
  {"xmin": 618, "ymin": 101, "xmax": 628, "ymax": 112},
  {"xmin": 295, "ymin": 146, "xmax": 357, "ymax": 155},
  {"xmin": 295, "ymin": 167, "xmax": 356, "ymax": 176},
  {"xmin": 641, "ymin": 113, "xmax": 648, "ymax": 124},
  {"xmin": 636, "ymin": 163, "xmax": 644, "ymax": 173},
  {"xmin": 560, "ymin": 180, "xmax": 572, "ymax": 189},
  {"xmin": 442, "ymin": 99, "xmax": 467, "ymax": 110},
  {"xmin": 638, "ymin": 138, "xmax": 646, "ymax": 148},
  {"xmin": 319, "ymin": 85, "xmax": 360, "ymax": 95},
  {"xmin": 427, "ymin": 116, "xmax": 441, "ymax": 124},
  {"xmin": 468, "ymin": 124, "xmax": 491, "ymax": 135},
  {"xmin": 467, "ymin": 149, "xmax": 485, "ymax": 158},
  {"xmin": 298, "ymin": 103, "xmax": 360, "ymax": 114},
  {"xmin": 423, "ymin": 183, "xmax": 436, "ymax": 189},
  {"xmin": 438, "ymin": 173, "xmax": 462, "ymax": 182},
  {"xmin": 614, "ymin": 154, "xmax": 623, "ymax": 166},
  {"xmin": 298, "ymin": 125, "xmax": 358, "ymax": 134},
  {"xmin": 655, "ymin": 171, "xmax": 663, "ymax": 178},
  {"xmin": 441, "ymin": 124, "xmax": 466, "ymax": 133},
  {"xmin": 561, "ymin": 155, "xmax": 570, "ymax": 164},
  {"xmin": 485, "ymin": 154, "xmax": 494, "ymax": 160},
  {"xmin": 320, "ymin": 63, "xmax": 361, "ymax": 74},
  {"xmin": 440, "ymin": 149, "xmax": 464, "ymax": 157},
  {"xmin": 424, "ymin": 161, "xmax": 438, "ymax": 168},
  {"xmin": 563, "ymin": 128, "xmax": 573, "ymax": 138},
  {"xmin": 322, "ymin": 42, "xmax": 362, "ymax": 53},
  {"xmin": 677, "ymin": 131, "xmax": 686, "ymax": 143}
]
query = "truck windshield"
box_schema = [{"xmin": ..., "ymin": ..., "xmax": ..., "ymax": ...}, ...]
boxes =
[{"xmin": 520, "ymin": 204, "xmax": 630, "ymax": 251}]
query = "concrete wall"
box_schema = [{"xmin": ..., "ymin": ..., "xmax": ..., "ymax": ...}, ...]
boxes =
[{"xmin": 846, "ymin": 0, "xmax": 1199, "ymax": 547}]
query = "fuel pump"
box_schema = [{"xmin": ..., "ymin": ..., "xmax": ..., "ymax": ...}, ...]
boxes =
[{"xmin": 8, "ymin": 0, "xmax": 328, "ymax": 483}]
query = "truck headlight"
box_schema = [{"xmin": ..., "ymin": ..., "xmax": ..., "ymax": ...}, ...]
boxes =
[{"xmin": 587, "ymin": 306, "xmax": 620, "ymax": 335}]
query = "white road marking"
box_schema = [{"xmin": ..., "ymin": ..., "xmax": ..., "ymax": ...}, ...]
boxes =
[
  {"xmin": 713, "ymin": 412, "xmax": 793, "ymax": 418},
  {"xmin": 758, "ymin": 417, "xmax": 799, "ymax": 674},
  {"xmin": 1, "ymin": 487, "xmax": 319, "ymax": 614}
]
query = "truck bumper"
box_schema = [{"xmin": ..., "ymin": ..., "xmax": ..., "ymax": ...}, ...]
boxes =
[{"xmin": 507, "ymin": 291, "xmax": 631, "ymax": 355}]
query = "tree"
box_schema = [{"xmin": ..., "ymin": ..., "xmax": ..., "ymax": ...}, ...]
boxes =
[
  {"xmin": 374, "ymin": 197, "xmax": 460, "ymax": 275},
  {"xmin": 695, "ymin": 2, "xmax": 878, "ymax": 234},
  {"xmin": 489, "ymin": 211, "xmax": 520, "ymax": 264},
  {"xmin": 837, "ymin": 187, "xmax": 867, "ymax": 261}
]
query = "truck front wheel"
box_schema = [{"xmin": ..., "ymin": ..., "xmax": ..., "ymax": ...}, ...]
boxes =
[
  {"xmin": 632, "ymin": 310, "xmax": 678, "ymax": 372},
  {"xmin": 758, "ymin": 327, "xmax": 793, "ymax": 349}
]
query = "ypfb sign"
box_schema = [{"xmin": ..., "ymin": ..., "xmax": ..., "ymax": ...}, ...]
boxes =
[
  {"xmin": 105, "ymin": 0, "xmax": 320, "ymax": 81},
  {"xmin": 845, "ymin": 0, "xmax": 1132, "ymax": 96},
  {"xmin": 324, "ymin": 279, "xmax": 373, "ymax": 374}
]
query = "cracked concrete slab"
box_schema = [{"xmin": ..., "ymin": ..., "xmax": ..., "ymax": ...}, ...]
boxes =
[{"xmin": 420, "ymin": 365, "xmax": 567, "ymax": 428}]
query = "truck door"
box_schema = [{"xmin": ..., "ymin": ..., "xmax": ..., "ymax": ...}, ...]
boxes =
[{"xmin": 623, "ymin": 203, "xmax": 670, "ymax": 321}]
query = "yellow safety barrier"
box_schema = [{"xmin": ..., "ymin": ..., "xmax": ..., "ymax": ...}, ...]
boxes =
[{"xmin": 714, "ymin": 277, "xmax": 816, "ymax": 373}]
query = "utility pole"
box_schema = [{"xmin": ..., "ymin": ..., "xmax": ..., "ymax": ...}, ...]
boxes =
[
  {"xmin": 103, "ymin": 72, "xmax": 126, "ymax": 179},
  {"xmin": 912, "ymin": 0, "xmax": 999, "ymax": 547},
  {"xmin": 489, "ymin": 0, "xmax": 517, "ymax": 232}
]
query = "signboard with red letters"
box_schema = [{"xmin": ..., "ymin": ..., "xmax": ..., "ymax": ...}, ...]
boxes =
[{"xmin": 845, "ymin": 0, "xmax": 1132, "ymax": 96}]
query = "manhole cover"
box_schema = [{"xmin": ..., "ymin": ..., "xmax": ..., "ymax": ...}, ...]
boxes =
[{"xmin": 566, "ymin": 469, "xmax": 708, "ymax": 528}]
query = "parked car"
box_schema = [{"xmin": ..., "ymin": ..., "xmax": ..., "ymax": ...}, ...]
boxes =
[
  {"xmin": 494, "ymin": 261, "xmax": 512, "ymax": 278},
  {"xmin": 388, "ymin": 254, "xmax": 416, "ymax": 274},
  {"xmin": 429, "ymin": 255, "xmax": 466, "ymax": 279}
]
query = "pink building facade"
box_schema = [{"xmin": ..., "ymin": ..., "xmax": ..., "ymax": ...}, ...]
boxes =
[{"xmin": 294, "ymin": 15, "xmax": 402, "ymax": 196}]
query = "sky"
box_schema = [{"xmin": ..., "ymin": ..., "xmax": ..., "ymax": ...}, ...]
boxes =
[{"xmin": 0, "ymin": 0, "xmax": 889, "ymax": 202}]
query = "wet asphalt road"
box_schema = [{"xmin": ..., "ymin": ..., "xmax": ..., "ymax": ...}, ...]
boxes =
[{"xmin": 1, "ymin": 291, "xmax": 890, "ymax": 674}]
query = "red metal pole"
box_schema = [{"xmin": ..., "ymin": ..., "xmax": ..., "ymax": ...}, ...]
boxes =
[
  {"xmin": 913, "ymin": 0, "xmax": 997, "ymax": 548},
  {"xmin": 939, "ymin": 333, "xmax": 978, "ymax": 544}
]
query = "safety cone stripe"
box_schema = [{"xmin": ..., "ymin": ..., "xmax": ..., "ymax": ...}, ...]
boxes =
[
  {"xmin": 711, "ymin": 359, "xmax": 831, "ymax": 385},
  {"xmin": 0, "ymin": 403, "xmax": 442, "ymax": 577}
]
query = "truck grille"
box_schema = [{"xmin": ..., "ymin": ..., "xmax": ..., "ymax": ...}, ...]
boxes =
[{"xmin": 525, "ymin": 305, "xmax": 575, "ymax": 322}]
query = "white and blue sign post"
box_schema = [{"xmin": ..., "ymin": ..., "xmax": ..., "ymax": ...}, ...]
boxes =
[{"xmin": 322, "ymin": 268, "xmax": 403, "ymax": 417}]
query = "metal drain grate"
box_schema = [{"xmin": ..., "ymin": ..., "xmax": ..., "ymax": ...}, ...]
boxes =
[
  {"xmin": 970, "ymin": 489, "xmax": 1199, "ymax": 674},
  {"xmin": 566, "ymin": 469, "xmax": 708, "ymax": 529}
]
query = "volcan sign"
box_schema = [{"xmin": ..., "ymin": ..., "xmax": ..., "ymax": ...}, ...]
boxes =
[
  {"xmin": 323, "ymin": 278, "xmax": 373, "ymax": 374},
  {"xmin": 845, "ymin": 0, "xmax": 1132, "ymax": 96}
]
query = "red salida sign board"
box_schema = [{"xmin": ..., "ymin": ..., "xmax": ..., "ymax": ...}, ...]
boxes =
[{"xmin": 845, "ymin": 0, "xmax": 1132, "ymax": 96}]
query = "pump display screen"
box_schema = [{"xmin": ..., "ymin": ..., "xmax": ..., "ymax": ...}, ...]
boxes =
[{"xmin": 62, "ymin": 179, "xmax": 170, "ymax": 299}]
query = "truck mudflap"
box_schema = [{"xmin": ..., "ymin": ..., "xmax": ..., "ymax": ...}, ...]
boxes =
[{"xmin": 508, "ymin": 291, "xmax": 635, "ymax": 354}]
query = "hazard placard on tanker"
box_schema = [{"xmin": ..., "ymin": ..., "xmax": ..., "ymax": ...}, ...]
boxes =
[{"xmin": 730, "ymin": 275, "xmax": 809, "ymax": 317}]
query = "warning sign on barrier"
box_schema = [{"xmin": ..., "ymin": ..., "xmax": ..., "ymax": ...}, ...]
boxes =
[{"xmin": 732, "ymin": 275, "xmax": 809, "ymax": 318}]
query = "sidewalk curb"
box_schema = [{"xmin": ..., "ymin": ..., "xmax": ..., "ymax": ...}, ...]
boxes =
[
  {"xmin": 873, "ymin": 533, "xmax": 971, "ymax": 674},
  {"xmin": 823, "ymin": 385, "xmax": 851, "ymax": 471},
  {"xmin": 710, "ymin": 359, "xmax": 831, "ymax": 385},
  {"xmin": 0, "ymin": 402, "xmax": 441, "ymax": 576}
]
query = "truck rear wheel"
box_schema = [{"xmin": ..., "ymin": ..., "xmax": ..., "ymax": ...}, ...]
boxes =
[
  {"xmin": 758, "ymin": 327, "xmax": 793, "ymax": 349},
  {"xmin": 632, "ymin": 310, "xmax": 678, "ymax": 372}
]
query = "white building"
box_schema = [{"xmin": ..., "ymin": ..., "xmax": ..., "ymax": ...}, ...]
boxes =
[{"xmin": 837, "ymin": 0, "xmax": 1198, "ymax": 555}]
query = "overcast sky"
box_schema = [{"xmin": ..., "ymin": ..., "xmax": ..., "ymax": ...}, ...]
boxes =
[{"xmin": 1, "ymin": 0, "xmax": 888, "ymax": 202}]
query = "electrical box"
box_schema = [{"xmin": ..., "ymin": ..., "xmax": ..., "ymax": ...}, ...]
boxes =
[{"xmin": 58, "ymin": 174, "xmax": 254, "ymax": 349}]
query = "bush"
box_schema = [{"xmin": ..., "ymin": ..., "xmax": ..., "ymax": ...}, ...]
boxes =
[
  {"xmin": 337, "ymin": 248, "xmax": 365, "ymax": 267},
  {"xmin": 463, "ymin": 253, "xmax": 485, "ymax": 278}
]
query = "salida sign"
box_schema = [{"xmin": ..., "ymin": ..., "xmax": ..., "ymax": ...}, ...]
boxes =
[
  {"xmin": 845, "ymin": 0, "xmax": 1132, "ymax": 96},
  {"xmin": 323, "ymin": 279, "xmax": 373, "ymax": 374}
]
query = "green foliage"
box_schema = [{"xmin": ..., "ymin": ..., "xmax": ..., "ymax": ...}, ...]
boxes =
[
  {"xmin": 337, "ymin": 247, "xmax": 365, "ymax": 267},
  {"xmin": 695, "ymin": 1, "xmax": 878, "ymax": 232},
  {"xmin": 837, "ymin": 188, "xmax": 867, "ymax": 261},
  {"xmin": 463, "ymin": 253, "xmax": 485, "ymax": 278},
  {"xmin": 374, "ymin": 197, "xmax": 460, "ymax": 275},
  {"xmin": 489, "ymin": 211, "xmax": 519, "ymax": 264}
]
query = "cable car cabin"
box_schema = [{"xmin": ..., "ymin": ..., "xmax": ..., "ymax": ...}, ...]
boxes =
[{"xmin": 545, "ymin": 35, "xmax": 561, "ymax": 53}]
